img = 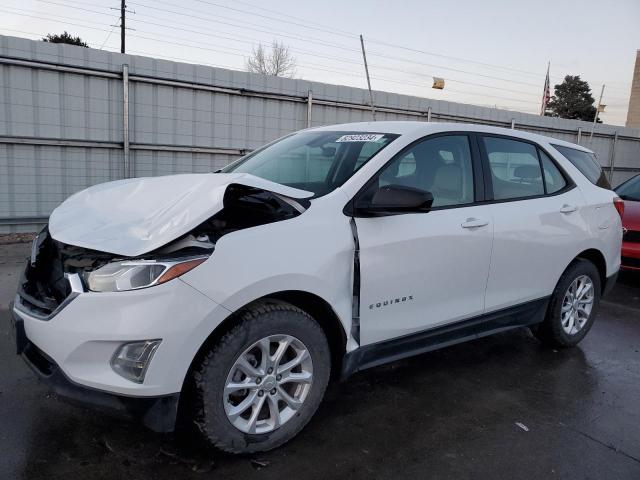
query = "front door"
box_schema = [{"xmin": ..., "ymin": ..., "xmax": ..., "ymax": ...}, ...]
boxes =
[{"xmin": 355, "ymin": 134, "xmax": 493, "ymax": 345}]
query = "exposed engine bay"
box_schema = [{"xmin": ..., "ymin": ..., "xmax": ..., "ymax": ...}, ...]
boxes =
[{"xmin": 19, "ymin": 184, "xmax": 307, "ymax": 315}]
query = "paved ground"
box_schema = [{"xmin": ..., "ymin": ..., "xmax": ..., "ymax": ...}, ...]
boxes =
[{"xmin": 1, "ymin": 242, "xmax": 639, "ymax": 479}]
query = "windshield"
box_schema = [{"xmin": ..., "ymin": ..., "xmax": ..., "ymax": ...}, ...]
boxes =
[
  {"xmin": 615, "ymin": 174, "xmax": 640, "ymax": 201},
  {"xmin": 221, "ymin": 131, "xmax": 399, "ymax": 197}
]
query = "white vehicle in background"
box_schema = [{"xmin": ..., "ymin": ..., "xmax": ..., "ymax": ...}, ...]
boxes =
[{"xmin": 12, "ymin": 122, "xmax": 622, "ymax": 453}]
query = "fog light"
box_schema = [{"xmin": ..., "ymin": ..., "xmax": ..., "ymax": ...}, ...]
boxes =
[{"xmin": 110, "ymin": 340, "xmax": 161, "ymax": 383}]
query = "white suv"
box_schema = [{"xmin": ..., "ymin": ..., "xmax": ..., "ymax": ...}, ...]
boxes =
[{"xmin": 12, "ymin": 122, "xmax": 622, "ymax": 453}]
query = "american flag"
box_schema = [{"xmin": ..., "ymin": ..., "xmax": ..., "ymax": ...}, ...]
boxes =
[{"xmin": 540, "ymin": 62, "xmax": 551, "ymax": 116}]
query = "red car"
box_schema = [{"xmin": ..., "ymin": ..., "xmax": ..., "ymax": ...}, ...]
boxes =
[{"xmin": 615, "ymin": 174, "xmax": 640, "ymax": 270}]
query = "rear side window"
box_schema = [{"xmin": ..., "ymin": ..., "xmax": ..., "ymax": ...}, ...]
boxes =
[
  {"xmin": 483, "ymin": 137, "xmax": 544, "ymax": 200},
  {"xmin": 552, "ymin": 144, "xmax": 610, "ymax": 189},
  {"xmin": 540, "ymin": 151, "xmax": 567, "ymax": 194}
]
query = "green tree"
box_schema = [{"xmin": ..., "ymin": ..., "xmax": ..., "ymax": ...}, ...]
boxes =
[
  {"xmin": 42, "ymin": 31, "xmax": 89, "ymax": 48},
  {"xmin": 546, "ymin": 75, "xmax": 600, "ymax": 122}
]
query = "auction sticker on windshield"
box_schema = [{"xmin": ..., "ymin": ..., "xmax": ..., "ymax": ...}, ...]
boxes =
[{"xmin": 335, "ymin": 134, "xmax": 384, "ymax": 142}]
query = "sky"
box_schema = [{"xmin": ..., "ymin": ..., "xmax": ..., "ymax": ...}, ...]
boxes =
[{"xmin": 2, "ymin": 0, "xmax": 639, "ymax": 125}]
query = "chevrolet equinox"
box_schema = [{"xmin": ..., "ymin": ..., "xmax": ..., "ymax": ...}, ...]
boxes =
[{"xmin": 12, "ymin": 122, "xmax": 623, "ymax": 453}]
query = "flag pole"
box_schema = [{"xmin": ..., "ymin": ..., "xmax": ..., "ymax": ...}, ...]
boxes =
[
  {"xmin": 540, "ymin": 61, "xmax": 550, "ymax": 116},
  {"xmin": 589, "ymin": 85, "xmax": 605, "ymax": 142}
]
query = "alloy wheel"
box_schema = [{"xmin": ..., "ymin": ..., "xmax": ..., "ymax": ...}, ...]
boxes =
[
  {"xmin": 560, "ymin": 275, "xmax": 594, "ymax": 335},
  {"xmin": 223, "ymin": 334, "xmax": 313, "ymax": 434}
]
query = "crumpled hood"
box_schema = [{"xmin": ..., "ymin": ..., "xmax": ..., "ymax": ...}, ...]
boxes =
[{"xmin": 49, "ymin": 173, "xmax": 313, "ymax": 257}]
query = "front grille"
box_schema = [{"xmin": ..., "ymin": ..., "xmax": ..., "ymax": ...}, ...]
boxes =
[
  {"xmin": 623, "ymin": 230, "xmax": 640, "ymax": 243},
  {"xmin": 17, "ymin": 227, "xmax": 115, "ymax": 318},
  {"xmin": 621, "ymin": 256, "xmax": 640, "ymax": 269},
  {"xmin": 18, "ymin": 228, "xmax": 71, "ymax": 316}
]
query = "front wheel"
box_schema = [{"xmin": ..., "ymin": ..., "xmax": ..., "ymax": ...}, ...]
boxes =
[
  {"xmin": 533, "ymin": 259, "xmax": 601, "ymax": 348},
  {"xmin": 190, "ymin": 301, "xmax": 331, "ymax": 453}
]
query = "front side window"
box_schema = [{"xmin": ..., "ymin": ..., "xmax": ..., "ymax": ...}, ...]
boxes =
[
  {"xmin": 552, "ymin": 144, "xmax": 610, "ymax": 189},
  {"xmin": 360, "ymin": 135, "xmax": 475, "ymax": 208},
  {"xmin": 222, "ymin": 131, "xmax": 398, "ymax": 197},
  {"xmin": 484, "ymin": 137, "xmax": 544, "ymax": 200},
  {"xmin": 615, "ymin": 174, "xmax": 640, "ymax": 201}
]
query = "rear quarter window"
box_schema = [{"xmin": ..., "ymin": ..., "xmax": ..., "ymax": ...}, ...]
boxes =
[{"xmin": 552, "ymin": 144, "xmax": 611, "ymax": 189}]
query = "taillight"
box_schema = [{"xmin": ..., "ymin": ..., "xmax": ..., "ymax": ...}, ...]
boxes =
[{"xmin": 613, "ymin": 197, "xmax": 625, "ymax": 220}]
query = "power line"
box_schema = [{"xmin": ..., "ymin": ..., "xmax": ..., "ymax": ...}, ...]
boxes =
[
  {"xmin": 0, "ymin": 8, "xmax": 541, "ymax": 110},
  {"xmin": 227, "ymin": 0, "xmax": 556, "ymax": 80},
  {"xmin": 127, "ymin": 0, "xmax": 354, "ymax": 52},
  {"xmin": 35, "ymin": 0, "xmax": 631, "ymax": 99},
  {"xmin": 0, "ymin": 25, "xmax": 604, "ymax": 118},
  {"xmin": 186, "ymin": 0, "xmax": 632, "ymax": 91},
  {"xmin": 0, "ymin": 24, "xmax": 540, "ymax": 114},
  {"xmin": 119, "ymin": 13, "xmax": 543, "ymax": 97},
  {"xmin": 192, "ymin": 0, "xmax": 356, "ymax": 40},
  {"xmin": 126, "ymin": 0, "xmax": 632, "ymax": 96},
  {"xmin": 118, "ymin": 25, "xmax": 541, "ymax": 105},
  {"xmin": 125, "ymin": 11, "xmax": 631, "ymax": 101},
  {"xmin": 99, "ymin": 15, "xmax": 119, "ymax": 50},
  {"xmin": 1, "ymin": 7, "xmax": 115, "ymax": 33},
  {"xmin": 0, "ymin": 7, "xmax": 627, "ymax": 113},
  {"xmin": 129, "ymin": 35, "xmax": 539, "ymax": 105},
  {"xmin": 231, "ymin": 0, "xmax": 355, "ymax": 38},
  {"xmin": 125, "ymin": 0, "xmax": 543, "ymax": 88},
  {"xmin": 28, "ymin": 1, "xmax": 547, "ymax": 97}
]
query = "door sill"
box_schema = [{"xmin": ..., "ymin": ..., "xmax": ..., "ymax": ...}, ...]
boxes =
[{"xmin": 341, "ymin": 297, "xmax": 549, "ymax": 379}]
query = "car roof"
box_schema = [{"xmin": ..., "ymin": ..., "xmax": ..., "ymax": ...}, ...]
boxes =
[{"xmin": 308, "ymin": 121, "xmax": 593, "ymax": 154}]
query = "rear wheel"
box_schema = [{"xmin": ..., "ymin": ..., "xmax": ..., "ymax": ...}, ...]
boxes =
[
  {"xmin": 533, "ymin": 259, "xmax": 601, "ymax": 347},
  {"xmin": 190, "ymin": 301, "xmax": 331, "ymax": 453}
]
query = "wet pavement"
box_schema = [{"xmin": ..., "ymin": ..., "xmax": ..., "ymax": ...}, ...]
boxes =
[{"xmin": 1, "ymin": 241, "xmax": 639, "ymax": 479}]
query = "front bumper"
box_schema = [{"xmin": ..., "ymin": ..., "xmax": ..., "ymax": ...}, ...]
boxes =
[
  {"xmin": 11, "ymin": 309, "xmax": 178, "ymax": 432},
  {"xmin": 13, "ymin": 273, "xmax": 231, "ymax": 398}
]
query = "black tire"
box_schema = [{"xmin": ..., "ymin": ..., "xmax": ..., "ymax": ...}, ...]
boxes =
[
  {"xmin": 533, "ymin": 259, "xmax": 601, "ymax": 348},
  {"xmin": 190, "ymin": 300, "xmax": 331, "ymax": 454}
]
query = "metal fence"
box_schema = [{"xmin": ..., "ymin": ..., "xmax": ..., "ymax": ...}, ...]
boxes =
[{"xmin": 1, "ymin": 35, "xmax": 639, "ymax": 233}]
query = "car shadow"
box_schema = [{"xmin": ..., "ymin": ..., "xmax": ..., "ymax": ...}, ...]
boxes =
[{"xmin": 13, "ymin": 327, "xmax": 602, "ymax": 480}]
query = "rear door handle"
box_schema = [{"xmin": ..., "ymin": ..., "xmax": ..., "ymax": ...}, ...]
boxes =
[
  {"xmin": 560, "ymin": 204, "xmax": 577, "ymax": 214},
  {"xmin": 461, "ymin": 218, "xmax": 489, "ymax": 229}
]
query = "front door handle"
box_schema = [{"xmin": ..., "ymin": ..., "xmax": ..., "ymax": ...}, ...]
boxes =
[
  {"xmin": 461, "ymin": 218, "xmax": 489, "ymax": 229},
  {"xmin": 560, "ymin": 204, "xmax": 577, "ymax": 214}
]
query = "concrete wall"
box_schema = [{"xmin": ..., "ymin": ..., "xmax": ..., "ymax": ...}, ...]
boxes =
[{"xmin": 2, "ymin": 35, "xmax": 640, "ymax": 232}]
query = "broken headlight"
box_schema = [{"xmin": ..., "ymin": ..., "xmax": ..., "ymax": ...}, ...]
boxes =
[{"xmin": 85, "ymin": 257, "xmax": 207, "ymax": 292}]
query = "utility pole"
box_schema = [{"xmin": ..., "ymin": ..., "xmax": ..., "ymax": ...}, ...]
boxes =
[
  {"xmin": 589, "ymin": 84, "xmax": 605, "ymax": 142},
  {"xmin": 359, "ymin": 34, "xmax": 376, "ymax": 121},
  {"xmin": 120, "ymin": 0, "xmax": 126, "ymax": 53}
]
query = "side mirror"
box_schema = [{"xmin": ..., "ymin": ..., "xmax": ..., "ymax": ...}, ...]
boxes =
[{"xmin": 355, "ymin": 185, "xmax": 434, "ymax": 216}]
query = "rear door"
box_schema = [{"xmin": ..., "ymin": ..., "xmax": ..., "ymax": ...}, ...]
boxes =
[
  {"xmin": 355, "ymin": 133, "xmax": 494, "ymax": 345},
  {"xmin": 479, "ymin": 135, "xmax": 587, "ymax": 311}
]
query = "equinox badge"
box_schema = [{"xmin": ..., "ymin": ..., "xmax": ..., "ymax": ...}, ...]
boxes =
[{"xmin": 369, "ymin": 295, "xmax": 414, "ymax": 310}]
